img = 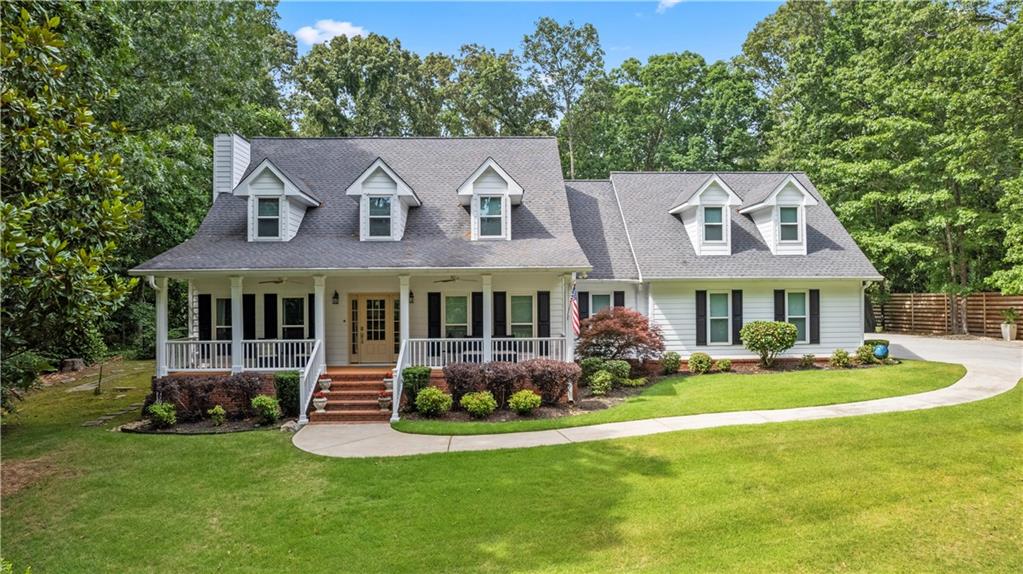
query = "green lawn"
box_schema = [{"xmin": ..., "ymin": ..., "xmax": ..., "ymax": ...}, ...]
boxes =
[
  {"xmin": 3, "ymin": 360, "xmax": 1019, "ymax": 573},
  {"xmin": 394, "ymin": 360, "xmax": 966, "ymax": 435}
]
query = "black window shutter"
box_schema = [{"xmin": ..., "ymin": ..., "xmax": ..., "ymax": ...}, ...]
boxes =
[
  {"xmin": 809, "ymin": 289, "xmax": 821, "ymax": 344},
  {"xmin": 695, "ymin": 290, "xmax": 707, "ymax": 346},
  {"xmin": 307, "ymin": 293, "xmax": 316, "ymax": 339},
  {"xmin": 243, "ymin": 294, "xmax": 256, "ymax": 340},
  {"xmin": 537, "ymin": 291, "xmax": 551, "ymax": 337},
  {"xmin": 263, "ymin": 294, "xmax": 278, "ymax": 339},
  {"xmin": 198, "ymin": 294, "xmax": 212, "ymax": 340},
  {"xmin": 471, "ymin": 292, "xmax": 483, "ymax": 337},
  {"xmin": 731, "ymin": 290, "xmax": 743, "ymax": 344},
  {"xmin": 427, "ymin": 292, "xmax": 441, "ymax": 338},
  {"xmin": 613, "ymin": 290, "xmax": 625, "ymax": 308},
  {"xmin": 578, "ymin": 291, "xmax": 590, "ymax": 320},
  {"xmin": 493, "ymin": 291, "xmax": 507, "ymax": 336},
  {"xmin": 774, "ymin": 290, "xmax": 786, "ymax": 322}
]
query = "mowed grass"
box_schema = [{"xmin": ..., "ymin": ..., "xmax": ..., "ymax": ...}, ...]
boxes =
[
  {"xmin": 3, "ymin": 361, "xmax": 1019, "ymax": 574},
  {"xmin": 394, "ymin": 360, "xmax": 965, "ymax": 435}
]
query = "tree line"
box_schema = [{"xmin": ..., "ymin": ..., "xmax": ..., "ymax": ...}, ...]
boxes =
[{"xmin": 2, "ymin": 0, "xmax": 1019, "ymax": 411}]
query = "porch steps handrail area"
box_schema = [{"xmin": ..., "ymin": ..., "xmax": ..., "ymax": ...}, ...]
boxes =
[
  {"xmin": 391, "ymin": 340, "xmax": 411, "ymax": 422},
  {"xmin": 298, "ymin": 339, "xmax": 324, "ymax": 425}
]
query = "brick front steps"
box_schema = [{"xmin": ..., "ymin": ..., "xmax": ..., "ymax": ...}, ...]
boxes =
[{"xmin": 308, "ymin": 367, "xmax": 393, "ymax": 424}]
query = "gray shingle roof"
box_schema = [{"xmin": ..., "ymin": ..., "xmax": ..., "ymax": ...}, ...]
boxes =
[
  {"xmin": 565, "ymin": 181, "xmax": 640, "ymax": 280},
  {"xmin": 610, "ymin": 172, "xmax": 882, "ymax": 280},
  {"xmin": 133, "ymin": 137, "xmax": 591, "ymax": 273}
]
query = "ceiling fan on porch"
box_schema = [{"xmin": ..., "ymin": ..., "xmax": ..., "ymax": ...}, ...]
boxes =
[
  {"xmin": 256, "ymin": 277, "xmax": 310, "ymax": 286},
  {"xmin": 433, "ymin": 275, "xmax": 479, "ymax": 284}
]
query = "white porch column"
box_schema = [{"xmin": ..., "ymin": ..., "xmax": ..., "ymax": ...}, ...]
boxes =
[
  {"xmin": 154, "ymin": 276, "xmax": 169, "ymax": 377},
  {"xmin": 399, "ymin": 275, "xmax": 410, "ymax": 348},
  {"xmin": 564, "ymin": 273, "xmax": 576, "ymax": 363},
  {"xmin": 482, "ymin": 274, "xmax": 493, "ymax": 362},
  {"xmin": 230, "ymin": 275, "xmax": 243, "ymax": 373},
  {"xmin": 314, "ymin": 275, "xmax": 326, "ymax": 370}
]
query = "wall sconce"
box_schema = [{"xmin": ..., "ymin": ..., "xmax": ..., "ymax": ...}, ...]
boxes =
[
  {"xmin": 409, "ymin": 291, "xmax": 415, "ymax": 305},
  {"xmin": 332, "ymin": 290, "xmax": 339, "ymax": 305}
]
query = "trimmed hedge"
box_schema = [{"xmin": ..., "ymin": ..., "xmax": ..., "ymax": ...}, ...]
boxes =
[
  {"xmin": 508, "ymin": 389, "xmax": 542, "ymax": 415},
  {"xmin": 661, "ymin": 351, "xmax": 681, "ymax": 374},
  {"xmin": 460, "ymin": 391, "xmax": 497, "ymax": 419},
  {"xmin": 415, "ymin": 387, "xmax": 452, "ymax": 417},
  {"xmin": 402, "ymin": 365, "xmax": 432, "ymax": 406},
  {"xmin": 274, "ymin": 371, "xmax": 300, "ymax": 417},
  {"xmin": 144, "ymin": 373, "xmax": 271, "ymax": 422},
  {"xmin": 482, "ymin": 362, "xmax": 527, "ymax": 407},
  {"xmin": 443, "ymin": 362, "xmax": 486, "ymax": 404},
  {"xmin": 603, "ymin": 360, "xmax": 632, "ymax": 384},
  {"xmin": 522, "ymin": 359, "xmax": 581, "ymax": 404},
  {"xmin": 740, "ymin": 321, "xmax": 798, "ymax": 368},
  {"xmin": 579, "ymin": 357, "xmax": 606, "ymax": 385},
  {"xmin": 688, "ymin": 352, "xmax": 712, "ymax": 374}
]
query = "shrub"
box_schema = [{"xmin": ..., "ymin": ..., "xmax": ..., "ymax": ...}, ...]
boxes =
[
  {"xmin": 208, "ymin": 405, "xmax": 226, "ymax": 426},
  {"xmin": 661, "ymin": 351, "xmax": 681, "ymax": 374},
  {"xmin": 714, "ymin": 358, "xmax": 732, "ymax": 372},
  {"xmin": 799, "ymin": 354, "xmax": 816, "ymax": 369},
  {"xmin": 579, "ymin": 357, "xmax": 606, "ymax": 384},
  {"xmin": 443, "ymin": 362, "xmax": 485, "ymax": 403},
  {"xmin": 508, "ymin": 389, "xmax": 542, "ymax": 415},
  {"xmin": 830, "ymin": 349, "xmax": 852, "ymax": 368},
  {"xmin": 402, "ymin": 365, "xmax": 432, "ymax": 406},
  {"xmin": 856, "ymin": 344, "xmax": 876, "ymax": 365},
  {"xmin": 482, "ymin": 362, "xmax": 527, "ymax": 407},
  {"xmin": 621, "ymin": 377, "xmax": 647, "ymax": 388},
  {"xmin": 415, "ymin": 387, "xmax": 452, "ymax": 417},
  {"xmin": 460, "ymin": 391, "xmax": 497, "ymax": 418},
  {"xmin": 589, "ymin": 370, "xmax": 614, "ymax": 396},
  {"xmin": 148, "ymin": 402, "xmax": 177, "ymax": 428},
  {"xmin": 251, "ymin": 395, "xmax": 281, "ymax": 424},
  {"xmin": 577, "ymin": 307, "xmax": 665, "ymax": 360},
  {"xmin": 863, "ymin": 339, "xmax": 889, "ymax": 349},
  {"xmin": 522, "ymin": 359, "xmax": 581, "ymax": 404},
  {"xmin": 604, "ymin": 359, "xmax": 632, "ymax": 384},
  {"xmin": 688, "ymin": 352, "xmax": 712, "ymax": 374},
  {"xmin": 739, "ymin": 321, "xmax": 798, "ymax": 368},
  {"xmin": 144, "ymin": 373, "xmax": 270, "ymax": 422},
  {"xmin": 274, "ymin": 371, "xmax": 300, "ymax": 417}
]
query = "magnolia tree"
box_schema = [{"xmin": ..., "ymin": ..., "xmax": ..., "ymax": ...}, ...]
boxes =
[
  {"xmin": 739, "ymin": 321, "xmax": 798, "ymax": 368},
  {"xmin": 576, "ymin": 307, "xmax": 664, "ymax": 360}
]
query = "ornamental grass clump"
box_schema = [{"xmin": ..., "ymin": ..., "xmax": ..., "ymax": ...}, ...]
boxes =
[{"xmin": 739, "ymin": 321, "xmax": 798, "ymax": 368}]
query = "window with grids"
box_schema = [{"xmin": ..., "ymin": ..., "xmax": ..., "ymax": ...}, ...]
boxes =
[
  {"xmin": 366, "ymin": 299, "xmax": 386, "ymax": 340},
  {"xmin": 591, "ymin": 294, "xmax": 611, "ymax": 314},
  {"xmin": 368, "ymin": 197, "xmax": 391, "ymax": 238},
  {"xmin": 787, "ymin": 291, "xmax": 808, "ymax": 342},
  {"xmin": 479, "ymin": 196, "xmax": 503, "ymax": 237},
  {"xmin": 282, "ymin": 297, "xmax": 305, "ymax": 339},
  {"xmin": 257, "ymin": 198, "xmax": 280, "ymax": 238},
  {"xmin": 703, "ymin": 206, "xmax": 724, "ymax": 242},
  {"xmin": 510, "ymin": 295, "xmax": 533, "ymax": 338},
  {"xmin": 780, "ymin": 207, "xmax": 800, "ymax": 241},
  {"xmin": 393, "ymin": 298, "xmax": 400, "ymax": 353},
  {"xmin": 350, "ymin": 299, "xmax": 358, "ymax": 355},
  {"xmin": 445, "ymin": 296, "xmax": 468, "ymax": 338},
  {"xmin": 708, "ymin": 292, "xmax": 730, "ymax": 344},
  {"xmin": 215, "ymin": 298, "xmax": 232, "ymax": 340}
]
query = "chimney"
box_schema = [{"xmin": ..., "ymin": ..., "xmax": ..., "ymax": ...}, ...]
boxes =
[{"xmin": 212, "ymin": 134, "xmax": 250, "ymax": 201}]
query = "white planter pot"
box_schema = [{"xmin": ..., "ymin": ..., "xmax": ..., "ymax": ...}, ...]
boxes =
[
  {"xmin": 312, "ymin": 397, "xmax": 327, "ymax": 413},
  {"xmin": 1002, "ymin": 323, "xmax": 1017, "ymax": 342},
  {"xmin": 318, "ymin": 379, "xmax": 332, "ymax": 392}
]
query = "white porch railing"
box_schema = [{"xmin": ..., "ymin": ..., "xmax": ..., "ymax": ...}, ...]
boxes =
[
  {"xmin": 491, "ymin": 337, "xmax": 567, "ymax": 362},
  {"xmin": 391, "ymin": 339, "xmax": 411, "ymax": 423},
  {"xmin": 166, "ymin": 340, "xmax": 232, "ymax": 371},
  {"xmin": 243, "ymin": 339, "xmax": 317, "ymax": 371},
  {"xmin": 402, "ymin": 337, "xmax": 568, "ymax": 368},
  {"xmin": 298, "ymin": 339, "xmax": 324, "ymax": 425}
]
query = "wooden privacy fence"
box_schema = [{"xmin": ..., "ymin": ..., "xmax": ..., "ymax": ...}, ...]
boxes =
[{"xmin": 872, "ymin": 292, "xmax": 1022, "ymax": 339}]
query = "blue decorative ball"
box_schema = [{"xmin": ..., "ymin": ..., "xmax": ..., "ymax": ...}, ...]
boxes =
[{"xmin": 873, "ymin": 345, "xmax": 889, "ymax": 360}]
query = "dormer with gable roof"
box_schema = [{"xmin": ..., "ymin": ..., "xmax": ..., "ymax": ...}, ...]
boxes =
[
  {"xmin": 457, "ymin": 158, "xmax": 524, "ymax": 241},
  {"xmin": 233, "ymin": 158, "xmax": 320, "ymax": 242},
  {"xmin": 345, "ymin": 158, "xmax": 422, "ymax": 241},
  {"xmin": 739, "ymin": 174, "xmax": 818, "ymax": 255},
  {"xmin": 668, "ymin": 174, "xmax": 742, "ymax": 256}
]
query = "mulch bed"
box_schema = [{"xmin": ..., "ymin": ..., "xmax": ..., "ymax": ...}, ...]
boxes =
[{"xmin": 118, "ymin": 417, "xmax": 289, "ymax": 435}]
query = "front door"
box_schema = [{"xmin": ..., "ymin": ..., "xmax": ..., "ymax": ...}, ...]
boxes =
[{"xmin": 350, "ymin": 293, "xmax": 399, "ymax": 363}]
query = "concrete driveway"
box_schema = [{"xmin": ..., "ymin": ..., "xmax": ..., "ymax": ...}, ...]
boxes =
[{"xmin": 293, "ymin": 333, "xmax": 1022, "ymax": 458}]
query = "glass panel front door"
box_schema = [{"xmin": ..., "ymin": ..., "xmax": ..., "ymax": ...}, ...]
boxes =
[{"xmin": 351, "ymin": 294, "xmax": 398, "ymax": 363}]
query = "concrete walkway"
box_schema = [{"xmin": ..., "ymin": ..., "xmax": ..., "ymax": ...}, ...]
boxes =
[{"xmin": 293, "ymin": 334, "xmax": 1022, "ymax": 458}]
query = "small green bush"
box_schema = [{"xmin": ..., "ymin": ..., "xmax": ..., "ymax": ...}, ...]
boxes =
[
  {"xmin": 661, "ymin": 351, "xmax": 681, "ymax": 374},
  {"xmin": 713, "ymin": 358, "xmax": 732, "ymax": 372},
  {"xmin": 863, "ymin": 339, "xmax": 889, "ymax": 349},
  {"xmin": 460, "ymin": 391, "xmax": 497, "ymax": 419},
  {"xmin": 604, "ymin": 359, "xmax": 632, "ymax": 383},
  {"xmin": 579, "ymin": 357, "xmax": 606, "ymax": 384},
  {"xmin": 208, "ymin": 405, "xmax": 226, "ymax": 426},
  {"xmin": 688, "ymin": 352, "xmax": 712, "ymax": 374},
  {"xmin": 402, "ymin": 365, "xmax": 432, "ymax": 407},
  {"xmin": 274, "ymin": 371, "xmax": 300, "ymax": 417},
  {"xmin": 739, "ymin": 321, "xmax": 798, "ymax": 368},
  {"xmin": 830, "ymin": 349, "xmax": 852, "ymax": 368},
  {"xmin": 508, "ymin": 389, "xmax": 542, "ymax": 415},
  {"xmin": 415, "ymin": 387, "xmax": 452, "ymax": 417},
  {"xmin": 251, "ymin": 394, "xmax": 281, "ymax": 424},
  {"xmin": 621, "ymin": 377, "xmax": 647, "ymax": 388},
  {"xmin": 590, "ymin": 370, "xmax": 614, "ymax": 396},
  {"xmin": 148, "ymin": 402, "xmax": 177, "ymax": 428},
  {"xmin": 856, "ymin": 344, "xmax": 877, "ymax": 365},
  {"xmin": 799, "ymin": 354, "xmax": 816, "ymax": 369}
]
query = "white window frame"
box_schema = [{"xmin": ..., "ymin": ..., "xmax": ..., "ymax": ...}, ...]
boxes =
[
  {"xmin": 256, "ymin": 197, "xmax": 281, "ymax": 240},
  {"xmin": 215, "ymin": 298, "xmax": 232, "ymax": 341},
  {"xmin": 508, "ymin": 293, "xmax": 535, "ymax": 338},
  {"xmin": 707, "ymin": 291, "xmax": 731, "ymax": 345},
  {"xmin": 478, "ymin": 195, "xmax": 504, "ymax": 239},
  {"xmin": 444, "ymin": 294, "xmax": 469, "ymax": 339},
  {"xmin": 702, "ymin": 206, "xmax": 726, "ymax": 244},
  {"xmin": 367, "ymin": 195, "xmax": 393, "ymax": 239},
  {"xmin": 786, "ymin": 290, "xmax": 808, "ymax": 344},
  {"xmin": 778, "ymin": 206, "xmax": 801, "ymax": 243},
  {"xmin": 281, "ymin": 296, "xmax": 306, "ymax": 340},
  {"xmin": 590, "ymin": 293, "xmax": 612, "ymax": 315}
]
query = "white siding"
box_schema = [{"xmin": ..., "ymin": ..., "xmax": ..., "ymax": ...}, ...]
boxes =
[
  {"xmin": 363, "ymin": 167, "xmax": 397, "ymax": 194},
  {"xmin": 474, "ymin": 167, "xmax": 508, "ymax": 194},
  {"xmin": 576, "ymin": 280, "xmax": 639, "ymax": 313},
  {"xmin": 649, "ymin": 279, "xmax": 864, "ymax": 358},
  {"xmin": 212, "ymin": 134, "xmax": 249, "ymax": 197},
  {"xmin": 286, "ymin": 199, "xmax": 306, "ymax": 241},
  {"xmin": 751, "ymin": 209, "xmax": 775, "ymax": 253}
]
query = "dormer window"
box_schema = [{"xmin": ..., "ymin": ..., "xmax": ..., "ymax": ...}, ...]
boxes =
[
  {"xmin": 779, "ymin": 207, "xmax": 800, "ymax": 242},
  {"xmin": 738, "ymin": 174, "xmax": 818, "ymax": 255},
  {"xmin": 458, "ymin": 158, "xmax": 523, "ymax": 241},
  {"xmin": 257, "ymin": 198, "xmax": 281, "ymax": 238},
  {"xmin": 703, "ymin": 207, "xmax": 724, "ymax": 242},
  {"xmin": 669, "ymin": 175, "xmax": 741, "ymax": 256},
  {"xmin": 368, "ymin": 196, "xmax": 392, "ymax": 238},
  {"xmin": 479, "ymin": 196, "xmax": 504, "ymax": 237},
  {"xmin": 345, "ymin": 158, "xmax": 421, "ymax": 242}
]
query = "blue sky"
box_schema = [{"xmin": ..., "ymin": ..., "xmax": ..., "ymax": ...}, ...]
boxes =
[{"xmin": 277, "ymin": 1, "xmax": 782, "ymax": 67}]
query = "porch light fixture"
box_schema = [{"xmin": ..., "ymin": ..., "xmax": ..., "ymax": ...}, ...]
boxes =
[
  {"xmin": 332, "ymin": 290, "xmax": 339, "ymax": 305},
  {"xmin": 409, "ymin": 291, "xmax": 415, "ymax": 305}
]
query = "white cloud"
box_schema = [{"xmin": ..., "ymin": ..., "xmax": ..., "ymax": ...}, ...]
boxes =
[
  {"xmin": 656, "ymin": 0, "xmax": 683, "ymax": 13},
  {"xmin": 295, "ymin": 19, "xmax": 367, "ymax": 45}
]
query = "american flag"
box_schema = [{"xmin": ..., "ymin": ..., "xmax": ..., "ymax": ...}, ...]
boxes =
[{"xmin": 570, "ymin": 283, "xmax": 580, "ymax": 336}]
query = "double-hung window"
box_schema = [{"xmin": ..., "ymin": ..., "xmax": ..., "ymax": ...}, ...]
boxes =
[
  {"xmin": 282, "ymin": 297, "xmax": 305, "ymax": 339},
  {"xmin": 510, "ymin": 295, "xmax": 533, "ymax": 338},
  {"xmin": 703, "ymin": 206, "xmax": 724, "ymax": 242},
  {"xmin": 779, "ymin": 207, "xmax": 800, "ymax": 242},
  {"xmin": 445, "ymin": 296, "xmax": 468, "ymax": 338},
  {"xmin": 786, "ymin": 291, "xmax": 808, "ymax": 343},
  {"xmin": 368, "ymin": 196, "xmax": 392, "ymax": 238},
  {"xmin": 257, "ymin": 198, "xmax": 280, "ymax": 238},
  {"xmin": 591, "ymin": 294, "xmax": 611, "ymax": 315},
  {"xmin": 479, "ymin": 196, "xmax": 503, "ymax": 237},
  {"xmin": 708, "ymin": 292, "xmax": 731, "ymax": 344},
  {"xmin": 215, "ymin": 298, "xmax": 232, "ymax": 340}
]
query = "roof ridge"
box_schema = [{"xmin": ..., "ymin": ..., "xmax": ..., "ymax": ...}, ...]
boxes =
[{"xmin": 251, "ymin": 136, "xmax": 558, "ymax": 140}]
